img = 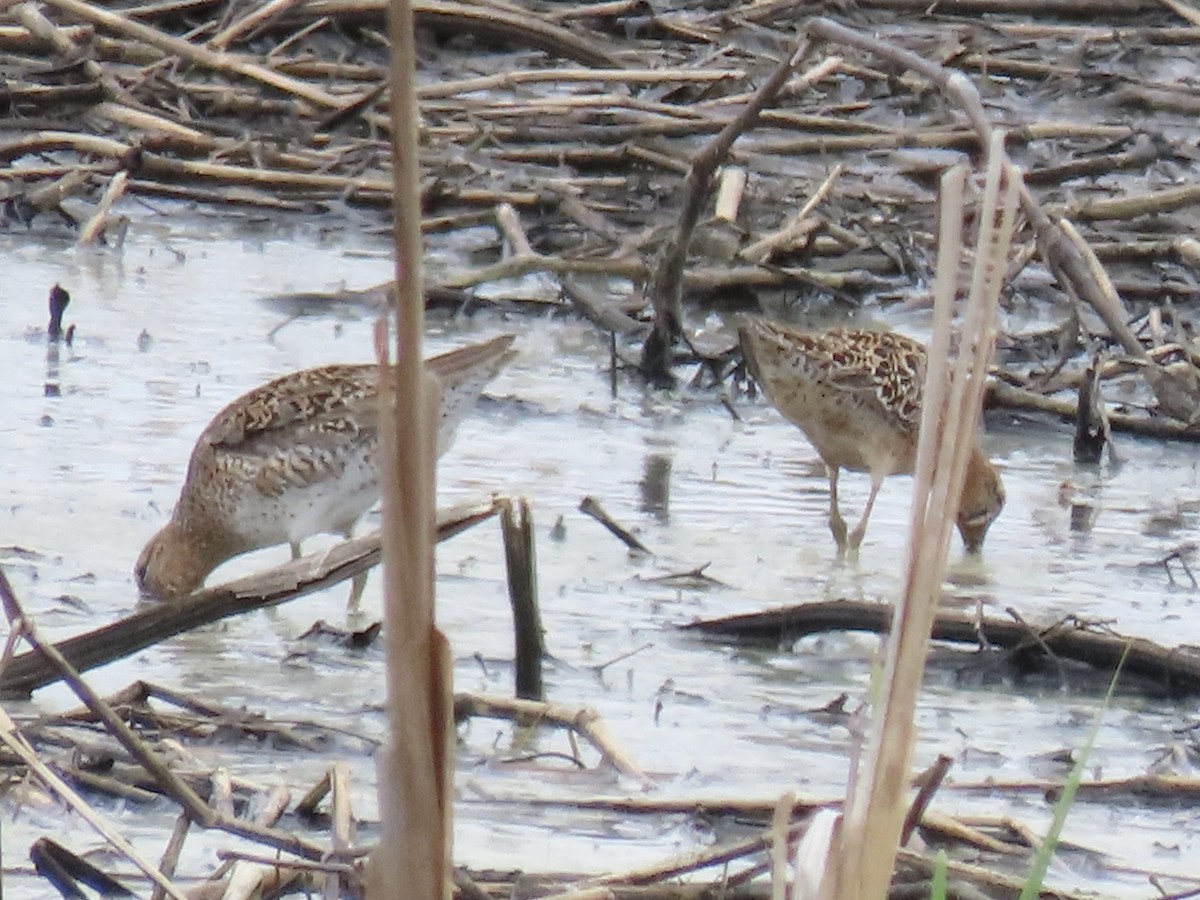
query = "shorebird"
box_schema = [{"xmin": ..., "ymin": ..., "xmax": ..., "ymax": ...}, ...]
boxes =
[
  {"xmin": 135, "ymin": 334, "xmax": 517, "ymax": 605},
  {"xmin": 739, "ymin": 318, "xmax": 1004, "ymax": 553}
]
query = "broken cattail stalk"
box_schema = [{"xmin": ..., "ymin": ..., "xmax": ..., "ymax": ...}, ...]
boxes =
[
  {"xmin": 295, "ymin": 771, "xmax": 332, "ymax": 819},
  {"xmin": 830, "ymin": 132, "xmax": 1022, "ymax": 900},
  {"xmin": 150, "ymin": 815, "xmax": 190, "ymax": 900},
  {"xmin": 740, "ymin": 163, "xmax": 843, "ymax": 264},
  {"xmin": 77, "ymin": 170, "xmax": 128, "ymax": 245},
  {"xmin": 40, "ymin": 0, "xmax": 347, "ymax": 110},
  {"xmin": 899, "ymin": 754, "xmax": 954, "ymax": 845},
  {"xmin": 367, "ymin": 0, "xmax": 452, "ymax": 897},
  {"xmin": 0, "ymin": 705, "xmax": 186, "ymax": 897},
  {"xmin": 769, "ymin": 791, "xmax": 794, "ymax": 900},
  {"xmin": 209, "ymin": 0, "xmax": 306, "ymax": 50},
  {"xmin": 501, "ymin": 497, "xmax": 546, "ymax": 701},
  {"xmin": 714, "ymin": 165, "xmax": 747, "ymax": 222},
  {"xmin": 453, "ymin": 693, "xmax": 652, "ymax": 787},
  {"xmin": 327, "ymin": 762, "xmax": 353, "ymax": 898}
]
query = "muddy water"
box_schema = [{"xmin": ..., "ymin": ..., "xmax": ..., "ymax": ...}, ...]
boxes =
[{"xmin": 2, "ymin": 214, "xmax": 1199, "ymax": 896}]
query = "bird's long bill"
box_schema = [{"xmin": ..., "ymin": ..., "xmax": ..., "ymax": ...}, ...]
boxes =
[
  {"xmin": 423, "ymin": 334, "xmax": 517, "ymax": 458},
  {"xmin": 425, "ymin": 334, "xmax": 516, "ymax": 381}
]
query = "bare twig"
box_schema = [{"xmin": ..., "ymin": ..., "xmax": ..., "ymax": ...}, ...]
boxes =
[
  {"xmin": 0, "ymin": 571, "xmax": 188, "ymax": 899},
  {"xmin": 453, "ymin": 692, "xmax": 653, "ymax": 787},
  {"xmin": 639, "ymin": 50, "xmax": 841, "ymax": 385},
  {"xmin": 578, "ymin": 496, "xmax": 653, "ymax": 554}
]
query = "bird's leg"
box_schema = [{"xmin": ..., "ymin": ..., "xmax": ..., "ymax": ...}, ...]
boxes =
[
  {"xmin": 347, "ymin": 572, "xmax": 367, "ymax": 615},
  {"xmin": 342, "ymin": 528, "xmax": 367, "ymax": 616},
  {"xmin": 826, "ymin": 465, "xmax": 848, "ymax": 551},
  {"xmin": 290, "ymin": 542, "xmax": 301, "ymax": 560},
  {"xmin": 847, "ymin": 474, "xmax": 884, "ymax": 550}
]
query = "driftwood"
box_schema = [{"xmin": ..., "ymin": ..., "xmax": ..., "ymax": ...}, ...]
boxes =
[
  {"xmin": 0, "ymin": 499, "xmax": 501, "ymax": 699},
  {"xmin": 987, "ymin": 379, "xmax": 1200, "ymax": 442},
  {"xmin": 452, "ymin": 693, "xmax": 652, "ymax": 788},
  {"xmin": 680, "ymin": 599, "xmax": 1200, "ymax": 697}
]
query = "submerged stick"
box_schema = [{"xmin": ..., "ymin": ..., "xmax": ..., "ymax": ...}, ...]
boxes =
[{"xmin": 578, "ymin": 495, "xmax": 652, "ymax": 554}]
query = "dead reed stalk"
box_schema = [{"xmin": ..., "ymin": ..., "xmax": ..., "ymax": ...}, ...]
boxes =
[
  {"xmin": 824, "ymin": 133, "xmax": 1022, "ymax": 899},
  {"xmin": 368, "ymin": 0, "xmax": 452, "ymax": 896}
]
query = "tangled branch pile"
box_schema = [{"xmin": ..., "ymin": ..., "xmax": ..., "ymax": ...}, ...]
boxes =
[{"xmin": 5, "ymin": 0, "xmax": 1200, "ymax": 423}]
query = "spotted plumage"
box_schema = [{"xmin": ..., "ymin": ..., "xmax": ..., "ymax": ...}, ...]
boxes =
[
  {"xmin": 135, "ymin": 334, "xmax": 517, "ymax": 604},
  {"xmin": 739, "ymin": 318, "xmax": 1003, "ymax": 553}
]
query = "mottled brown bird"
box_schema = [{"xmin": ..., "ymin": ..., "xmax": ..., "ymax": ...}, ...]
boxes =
[
  {"xmin": 136, "ymin": 334, "xmax": 517, "ymax": 604},
  {"xmin": 739, "ymin": 318, "xmax": 1004, "ymax": 553}
]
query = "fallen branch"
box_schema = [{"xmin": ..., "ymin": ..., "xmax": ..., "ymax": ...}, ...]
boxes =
[
  {"xmin": 680, "ymin": 599, "xmax": 1200, "ymax": 696},
  {"xmin": 986, "ymin": 379, "xmax": 1200, "ymax": 442},
  {"xmin": 0, "ymin": 498, "xmax": 501, "ymax": 698},
  {"xmin": 453, "ymin": 692, "xmax": 653, "ymax": 787}
]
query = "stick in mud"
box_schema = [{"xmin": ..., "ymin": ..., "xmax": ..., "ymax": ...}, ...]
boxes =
[
  {"xmin": 639, "ymin": 49, "xmax": 841, "ymax": 386},
  {"xmin": 501, "ymin": 497, "xmax": 547, "ymax": 701},
  {"xmin": 578, "ymin": 495, "xmax": 653, "ymax": 554}
]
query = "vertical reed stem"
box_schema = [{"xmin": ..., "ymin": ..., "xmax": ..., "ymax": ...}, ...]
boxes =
[
  {"xmin": 371, "ymin": 0, "xmax": 452, "ymax": 897},
  {"xmin": 831, "ymin": 136, "xmax": 1020, "ymax": 900}
]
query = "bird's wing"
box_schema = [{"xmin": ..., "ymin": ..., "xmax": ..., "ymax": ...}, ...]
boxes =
[{"xmin": 199, "ymin": 365, "xmax": 376, "ymax": 451}]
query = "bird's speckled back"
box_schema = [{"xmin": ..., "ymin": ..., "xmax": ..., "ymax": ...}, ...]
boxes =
[{"xmin": 740, "ymin": 318, "xmax": 926, "ymax": 437}]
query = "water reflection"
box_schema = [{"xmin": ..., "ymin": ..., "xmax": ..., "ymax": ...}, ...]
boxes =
[
  {"xmin": 42, "ymin": 284, "xmax": 72, "ymax": 410},
  {"xmin": 638, "ymin": 453, "xmax": 671, "ymax": 524}
]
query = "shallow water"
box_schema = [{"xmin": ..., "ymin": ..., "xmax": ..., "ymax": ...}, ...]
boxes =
[{"xmin": 3, "ymin": 212, "xmax": 1200, "ymax": 896}]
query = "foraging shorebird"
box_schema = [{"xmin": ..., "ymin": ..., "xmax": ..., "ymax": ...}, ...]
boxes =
[
  {"xmin": 739, "ymin": 318, "xmax": 1004, "ymax": 553},
  {"xmin": 135, "ymin": 334, "xmax": 517, "ymax": 604}
]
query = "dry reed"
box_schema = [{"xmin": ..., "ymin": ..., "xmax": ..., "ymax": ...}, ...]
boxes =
[
  {"xmin": 816, "ymin": 133, "xmax": 1022, "ymax": 898},
  {"xmin": 369, "ymin": 0, "xmax": 452, "ymax": 895}
]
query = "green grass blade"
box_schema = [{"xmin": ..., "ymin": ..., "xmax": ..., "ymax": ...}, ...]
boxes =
[
  {"xmin": 929, "ymin": 848, "xmax": 948, "ymax": 900},
  {"xmin": 1018, "ymin": 643, "xmax": 1131, "ymax": 899}
]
